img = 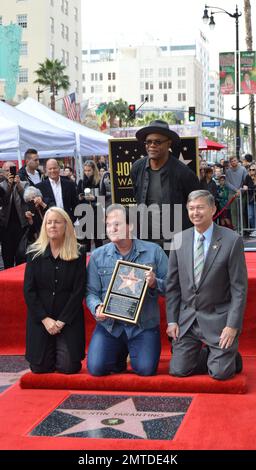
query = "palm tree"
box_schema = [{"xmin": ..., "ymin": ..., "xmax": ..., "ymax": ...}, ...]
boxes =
[
  {"xmin": 243, "ymin": 0, "xmax": 255, "ymax": 157},
  {"xmin": 34, "ymin": 58, "xmax": 70, "ymax": 110},
  {"xmin": 106, "ymin": 99, "xmax": 129, "ymax": 127}
]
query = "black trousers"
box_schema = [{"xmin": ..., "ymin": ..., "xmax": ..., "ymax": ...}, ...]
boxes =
[{"xmin": 29, "ymin": 333, "xmax": 82, "ymax": 374}]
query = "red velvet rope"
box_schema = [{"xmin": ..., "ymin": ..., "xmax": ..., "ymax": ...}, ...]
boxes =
[{"xmin": 212, "ymin": 194, "xmax": 238, "ymax": 221}]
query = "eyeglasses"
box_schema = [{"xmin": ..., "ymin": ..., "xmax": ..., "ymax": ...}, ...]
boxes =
[
  {"xmin": 249, "ymin": 169, "xmax": 256, "ymax": 171},
  {"xmin": 144, "ymin": 138, "xmax": 170, "ymax": 147}
]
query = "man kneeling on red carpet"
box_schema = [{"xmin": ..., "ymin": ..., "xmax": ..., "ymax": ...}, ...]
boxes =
[
  {"xmin": 86, "ymin": 204, "xmax": 168, "ymax": 376},
  {"xmin": 166, "ymin": 190, "xmax": 248, "ymax": 380}
]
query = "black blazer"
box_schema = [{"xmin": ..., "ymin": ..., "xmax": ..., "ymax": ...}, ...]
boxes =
[
  {"xmin": 24, "ymin": 246, "xmax": 86, "ymax": 364},
  {"xmin": 36, "ymin": 177, "xmax": 78, "ymax": 221}
]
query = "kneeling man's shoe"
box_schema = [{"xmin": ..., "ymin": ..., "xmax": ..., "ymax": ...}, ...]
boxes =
[{"xmin": 235, "ymin": 352, "xmax": 243, "ymax": 373}]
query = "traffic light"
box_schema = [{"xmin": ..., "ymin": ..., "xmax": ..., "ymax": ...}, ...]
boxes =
[
  {"xmin": 244, "ymin": 126, "xmax": 249, "ymax": 137},
  {"xmin": 128, "ymin": 104, "xmax": 136, "ymax": 120},
  {"xmin": 188, "ymin": 106, "xmax": 196, "ymax": 122}
]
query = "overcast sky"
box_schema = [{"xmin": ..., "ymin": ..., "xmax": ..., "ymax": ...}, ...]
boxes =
[{"xmin": 81, "ymin": 0, "xmax": 256, "ymax": 122}]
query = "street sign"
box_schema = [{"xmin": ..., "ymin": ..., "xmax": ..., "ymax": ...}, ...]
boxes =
[{"xmin": 202, "ymin": 121, "xmax": 221, "ymax": 127}]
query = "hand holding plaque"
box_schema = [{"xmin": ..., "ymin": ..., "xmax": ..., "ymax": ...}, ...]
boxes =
[{"xmin": 102, "ymin": 260, "xmax": 152, "ymax": 324}]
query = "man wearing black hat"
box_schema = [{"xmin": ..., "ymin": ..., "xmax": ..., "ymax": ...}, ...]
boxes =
[{"xmin": 131, "ymin": 120, "xmax": 200, "ymax": 251}]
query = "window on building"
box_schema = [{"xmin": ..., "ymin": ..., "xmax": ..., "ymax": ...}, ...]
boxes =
[
  {"xmin": 95, "ymin": 73, "xmax": 98, "ymax": 81},
  {"xmin": 82, "ymin": 73, "xmax": 85, "ymax": 81},
  {"xmin": 141, "ymin": 94, "xmax": 144, "ymax": 102},
  {"xmin": 210, "ymin": 91, "xmax": 215, "ymax": 96},
  {"xmin": 50, "ymin": 43, "xmax": 54, "ymax": 60},
  {"xmin": 168, "ymin": 68, "xmax": 172, "ymax": 77},
  {"xmin": 178, "ymin": 93, "xmax": 186, "ymax": 101},
  {"xmin": 17, "ymin": 14, "xmax": 27, "ymax": 28},
  {"xmin": 82, "ymin": 86, "xmax": 86, "ymax": 94},
  {"xmin": 61, "ymin": 23, "xmax": 65, "ymax": 38},
  {"xmin": 50, "ymin": 0, "xmax": 54, "ymax": 6},
  {"xmin": 61, "ymin": 0, "xmax": 64, "ymax": 12},
  {"xmin": 74, "ymin": 32, "xmax": 78, "ymax": 46},
  {"xmin": 140, "ymin": 69, "xmax": 144, "ymax": 78},
  {"xmin": 178, "ymin": 80, "xmax": 186, "ymax": 89},
  {"xmin": 20, "ymin": 42, "xmax": 28, "ymax": 56},
  {"xmin": 150, "ymin": 82, "xmax": 154, "ymax": 90},
  {"xmin": 149, "ymin": 94, "xmax": 153, "ymax": 102},
  {"xmin": 65, "ymin": 26, "xmax": 69, "ymax": 40},
  {"xmin": 113, "ymin": 85, "xmax": 116, "ymax": 92},
  {"xmin": 108, "ymin": 85, "xmax": 111, "ymax": 92},
  {"xmin": 91, "ymin": 86, "xmax": 94, "ymax": 93},
  {"xmin": 99, "ymin": 73, "xmax": 103, "ymax": 81},
  {"xmin": 65, "ymin": 0, "xmax": 68, "ymax": 15},
  {"xmin": 163, "ymin": 82, "xmax": 167, "ymax": 89},
  {"xmin": 108, "ymin": 73, "xmax": 111, "ymax": 80},
  {"xmin": 65, "ymin": 51, "xmax": 69, "ymax": 66},
  {"xmin": 50, "ymin": 17, "xmax": 54, "ymax": 33},
  {"xmin": 210, "ymin": 100, "xmax": 215, "ymax": 104},
  {"xmin": 168, "ymin": 81, "xmax": 172, "ymax": 89},
  {"xmin": 75, "ymin": 80, "xmax": 79, "ymax": 93},
  {"xmin": 74, "ymin": 7, "xmax": 78, "ymax": 21},
  {"xmin": 112, "ymin": 72, "xmax": 116, "ymax": 80},
  {"xmin": 74, "ymin": 56, "xmax": 78, "ymax": 70},
  {"xmin": 19, "ymin": 68, "xmax": 28, "ymax": 83},
  {"xmin": 61, "ymin": 49, "xmax": 65, "ymax": 64},
  {"xmin": 159, "ymin": 82, "xmax": 162, "ymax": 89},
  {"xmin": 145, "ymin": 82, "xmax": 149, "ymax": 90},
  {"xmin": 177, "ymin": 67, "xmax": 186, "ymax": 77},
  {"xmin": 210, "ymin": 108, "xmax": 215, "ymax": 112},
  {"xmin": 163, "ymin": 93, "xmax": 168, "ymax": 102},
  {"xmin": 91, "ymin": 73, "xmax": 94, "ymax": 81}
]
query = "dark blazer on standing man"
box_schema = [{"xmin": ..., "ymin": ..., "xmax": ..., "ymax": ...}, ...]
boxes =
[{"xmin": 36, "ymin": 177, "xmax": 78, "ymax": 221}]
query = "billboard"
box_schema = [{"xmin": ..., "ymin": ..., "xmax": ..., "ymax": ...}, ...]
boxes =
[
  {"xmin": 240, "ymin": 51, "xmax": 256, "ymax": 94},
  {"xmin": 219, "ymin": 52, "xmax": 235, "ymax": 95}
]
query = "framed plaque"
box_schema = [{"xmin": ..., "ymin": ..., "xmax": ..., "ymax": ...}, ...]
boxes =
[{"xmin": 102, "ymin": 260, "xmax": 152, "ymax": 324}]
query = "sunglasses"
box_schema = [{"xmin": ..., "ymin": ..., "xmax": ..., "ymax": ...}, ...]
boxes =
[{"xmin": 144, "ymin": 138, "xmax": 170, "ymax": 147}]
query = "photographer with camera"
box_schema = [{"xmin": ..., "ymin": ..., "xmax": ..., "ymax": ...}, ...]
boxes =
[
  {"xmin": 0, "ymin": 161, "xmax": 29, "ymax": 269},
  {"xmin": 24, "ymin": 186, "xmax": 48, "ymax": 240}
]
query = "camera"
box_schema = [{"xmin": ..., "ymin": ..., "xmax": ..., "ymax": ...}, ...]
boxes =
[
  {"xmin": 9, "ymin": 166, "xmax": 16, "ymax": 177},
  {"xmin": 27, "ymin": 200, "xmax": 36, "ymax": 214}
]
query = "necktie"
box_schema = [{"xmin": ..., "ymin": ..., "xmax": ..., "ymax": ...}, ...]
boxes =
[{"xmin": 194, "ymin": 235, "xmax": 205, "ymax": 287}]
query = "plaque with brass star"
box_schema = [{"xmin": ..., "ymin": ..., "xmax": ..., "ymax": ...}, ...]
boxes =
[{"xmin": 102, "ymin": 260, "xmax": 152, "ymax": 323}]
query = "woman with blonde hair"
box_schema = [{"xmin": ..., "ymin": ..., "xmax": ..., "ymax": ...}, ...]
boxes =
[
  {"xmin": 24, "ymin": 207, "xmax": 86, "ymax": 374},
  {"xmin": 77, "ymin": 160, "xmax": 103, "ymax": 252}
]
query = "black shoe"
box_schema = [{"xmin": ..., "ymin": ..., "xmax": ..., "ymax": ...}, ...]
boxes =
[{"xmin": 235, "ymin": 352, "xmax": 243, "ymax": 373}]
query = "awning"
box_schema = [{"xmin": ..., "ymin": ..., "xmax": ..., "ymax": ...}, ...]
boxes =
[{"xmin": 199, "ymin": 139, "xmax": 227, "ymax": 151}]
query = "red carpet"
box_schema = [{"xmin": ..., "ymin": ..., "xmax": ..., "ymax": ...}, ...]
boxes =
[
  {"xmin": 0, "ymin": 254, "xmax": 255, "ymax": 394},
  {"xmin": 20, "ymin": 362, "xmax": 247, "ymax": 394}
]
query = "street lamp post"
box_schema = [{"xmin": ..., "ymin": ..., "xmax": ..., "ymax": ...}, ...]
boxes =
[{"xmin": 203, "ymin": 4, "xmax": 242, "ymax": 159}]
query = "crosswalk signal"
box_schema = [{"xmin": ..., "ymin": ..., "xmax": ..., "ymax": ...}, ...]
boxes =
[
  {"xmin": 188, "ymin": 106, "xmax": 196, "ymax": 122},
  {"xmin": 128, "ymin": 104, "xmax": 136, "ymax": 119}
]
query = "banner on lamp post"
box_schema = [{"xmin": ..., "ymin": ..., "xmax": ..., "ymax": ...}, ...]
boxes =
[
  {"xmin": 240, "ymin": 51, "xmax": 256, "ymax": 94},
  {"xmin": 219, "ymin": 52, "xmax": 235, "ymax": 95}
]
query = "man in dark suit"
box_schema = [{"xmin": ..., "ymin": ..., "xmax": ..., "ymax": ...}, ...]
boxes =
[
  {"xmin": 36, "ymin": 159, "xmax": 78, "ymax": 222},
  {"xmin": 166, "ymin": 190, "xmax": 248, "ymax": 380}
]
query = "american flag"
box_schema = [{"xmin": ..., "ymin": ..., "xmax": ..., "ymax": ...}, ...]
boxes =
[{"xmin": 63, "ymin": 92, "xmax": 78, "ymax": 120}]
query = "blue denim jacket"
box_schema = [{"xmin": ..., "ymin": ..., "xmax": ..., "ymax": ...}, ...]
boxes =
[{"xmin": 86, "ymin": 239, "xmax": 168, "ymax": 334}]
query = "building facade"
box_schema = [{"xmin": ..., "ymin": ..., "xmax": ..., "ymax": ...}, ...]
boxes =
[
  {"xmin": 0, "ymin": 0, "xmax": 82, "ymax": 109},
  {"xmin": 82, "ymin": 35, "xmax": 211, "ymax": 124}
]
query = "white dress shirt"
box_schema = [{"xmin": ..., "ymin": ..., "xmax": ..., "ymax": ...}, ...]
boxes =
[{"xmin": 49, "ymin": 177, "xmax": 64, "ymax": 209}]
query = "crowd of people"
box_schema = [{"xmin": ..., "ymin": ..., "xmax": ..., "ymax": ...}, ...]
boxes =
[
  {"xmin": 199, "ymin": 154, "xmax": 256, "ymax": 237},
  {"xmin": 0, "ymin": 120, "xmax": 250, "ymax": 381}
]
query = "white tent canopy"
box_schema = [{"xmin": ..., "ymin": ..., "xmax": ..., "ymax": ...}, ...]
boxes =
[
  {"xmin": 17, "ymin": 97, "xmax": 109, "ymax": 157},
  {"xmin": 0, "ymin": 100, "xmax": 76, "ymax": 164}
]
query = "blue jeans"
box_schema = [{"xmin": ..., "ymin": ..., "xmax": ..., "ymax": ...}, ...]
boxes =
[{"xmin": 87, "ymin": 324, "xmax": 161, "ymax": 376}]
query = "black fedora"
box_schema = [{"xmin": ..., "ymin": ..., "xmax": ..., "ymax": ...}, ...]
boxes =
[{"xmin": 135, "ymin": 119, "xmax": 180, "ymax": 147}]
